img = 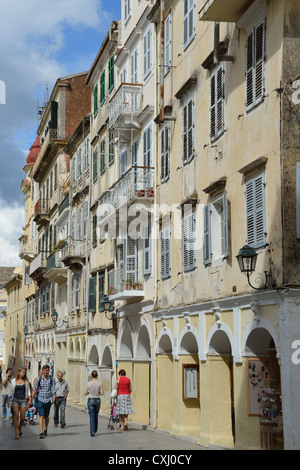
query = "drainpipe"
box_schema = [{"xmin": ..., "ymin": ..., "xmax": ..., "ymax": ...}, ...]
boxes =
[{"xmin": 159, "ymin": 0, "xmax": 165, "ymax": 124}]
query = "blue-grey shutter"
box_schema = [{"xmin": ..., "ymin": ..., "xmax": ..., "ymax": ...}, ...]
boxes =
[
  {"xmin": 222, "ymin": 192, "xmax": 228, "ymax": 258},
  {"xmin": 98, "ymin": 272, "xmax": 105, "ymax": 312},
  {"xmin": 143, "ymin": 223, "xmax": 152, "ymax": 275},
  {"xmin": 246, "ymin": 174, "xmax": 266, "ymax": 247},
  {"xmin": 203, "ymin": 204, "xmax": 211, "ymax": 265},
  {"xmin": 161, "ymin": 226, "xmax": 171, "ymax": 279},
  {"xmin": 297, "ymin": 162, "xmax": 300, "ymax": 238},
  {"xmin": 183, "ymin": 213, "xmax": 195, "ymax": 271}
]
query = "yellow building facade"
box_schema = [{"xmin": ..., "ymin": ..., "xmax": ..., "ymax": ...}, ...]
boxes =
[{"xmin": 12, "ymin": 0, "xmax": 300, "ymax": 451}]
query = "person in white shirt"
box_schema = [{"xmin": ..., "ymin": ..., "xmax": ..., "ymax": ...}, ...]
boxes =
[
  {"xmin": 53, "ymin": 371, "xmax": 69, "ymax": 428},
  {"xmin": 1, "ymin": 368, "xmax": 13, "ymax": 419}
]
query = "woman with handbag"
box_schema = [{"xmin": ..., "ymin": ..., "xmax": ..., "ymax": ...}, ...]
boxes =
[
  {"xmin": 114, "ymin": 369, "xmax": 134, "ymax": 431},
  {"xmin": 7, "ymin": 368, "xmax": 31, "ymax": 440}
]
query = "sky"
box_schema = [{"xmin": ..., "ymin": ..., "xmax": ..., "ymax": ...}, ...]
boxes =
[{"xmin": 0, "ymin": 0, "xmax": 121, "ymax": 266}]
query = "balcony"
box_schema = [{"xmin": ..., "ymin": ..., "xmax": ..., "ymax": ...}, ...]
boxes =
[
  {"xmin": 34, "ymin": 199, "xmax": 50, "ymax": 226},
  {"xmin": 19, "ymin": 235, "xmax": 36, "ymax": 262},
  {"xmin": 107, "ymin": 269, "xmax": 144, "ymax": 302},
  {"xmin": 199, "ymin": 0, "xmax": 254, "ymax": 22},
  {"xmin": 61, "ymin": 236, "xmax": 86, "ymax": 268},
  {"xmin": 43, "ymin": 252, "xmax": 68, "ymax": 284},
  {"xmin": 98, "ymin": 166, "xmax": 154, "ymax": 224},
  {"xmin": 109, "ymin": 83, "xmax": 143, "ymax": 129},
  {"xmin": 29, "ymin": 253, "xmax": 46, "ymax": 281}
]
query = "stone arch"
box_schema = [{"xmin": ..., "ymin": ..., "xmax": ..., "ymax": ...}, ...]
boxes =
[
  {"xmin": 242, "ymin": 320, "xmax": 281, "ymax": 357},
  {"xmin": 207, "ymin": 324, "xmax": 234, "ymax": 356},
  {"xmin": 178, "ymin": 325, "xmax": 199, "ymax": 355},
  {"xmin": 101, "ymin": 345, "xmax": 113, "ymax": 368},
  {"xmin": 118, "ymin": 319, "xmax": 134, "ymax": 359},
  {"xmin": 88, "ymin": 344, "xmax": 99, "ymax": 366},
  {"xmin": 156, "ymin": 327, "xmax": 173, "ymax": 355},
  {"xmin": 69, "ymin": 339, "xmax": 75, "ymax": 359},
  {"xmin": 75, "ymin": 338, "xmax": 81, "ymax": 359},
  {"xmin": 135, "ymin": 322, "xmax": 151, "ymax": 359}
]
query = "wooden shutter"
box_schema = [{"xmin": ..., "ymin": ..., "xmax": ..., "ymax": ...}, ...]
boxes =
[
  {"xmin": 93, "ymin": 85, "xmax": 98, "ymax": 117},
  {"xmin": 143, "ymin": 27, "xmax": 151, "ymax": 79},
  {"xmin": 183, "ymin": 98, "xmax": 194, "ymax": 164},
  {"xmin": 98, "ymin": 272, "xmax": 105, "ymax": 312},
  {"xmin": 164, "ymin": 13, "xmax": 172, "ymax": 75},
  {"xmin": 183, "ymin": 0, "xmax": 194, "ymax": 49},
  {"xmin": 126, "ymin": 236, "xmax": 138, "ymax": 284},
  {"xmin": 88, "ymin": 277, "xmax": 96, "ymax": 313},
  {"xmin": 109, "ymin": 54, "xmax": 115, "ymax": 93},
  {"xmin": 161, "ymin": 226, "xmax": 171, "ymax": 279},
  {"xmin": 131, "ymin": 48, "xmax": 138, "ymax": 84},
  {"xmin": 161, "ymin": 125, "xmax": 170, "ymax": 183},
  {"xmin": 143, "ymin": 126, "xmax": 152, "ymax": 188},
  {"xmin": 211, "ymin": 65, "xmax": 224, "ymax": 140},
  {"xmin": 82, "ymin": 266, "xmax": 87, "ymax": 308},
  {"xmin": 100, "ymin": 138, "xmax": 106, "ymax": 175},
  {"xmin": 203, "ymin": 204, "xmax": 211, "ymax": 265},
  {"xmin": 246, "ymin": 20, "xmax": 265, "ymax": 110},
  {"xmin": 221, "ymin": 192, "xmax": 229, "ymax": 259},
  {"xmin": 255, "ymin": 21, "xmax": 265, "ymax": 103},
  {"xmin": 183, "ymin": 213, "xmax": 195, "ymax": 271},
  {"xmin": 246, "ymin": 174, "xmax": 266, "ymax": 247},
  {"xmin": 92, "ymin": 148, "xmax": 98, "ymax": 183},
  {"xmin": 119, "ymin": 149, "xmax": 127, "ymax": 177},
  {"xmin": 109, "ymin": 132, "xmax": 115, "ymax": 166},
  {"xmin": 77, "ymin": 147, "xmax": 82, "ymax": 180},
  {"xmin": 143, "ymin": 223, "xmax": 152, "ymax": 275},
  {"xmin": 100, "ymin": 71, "xmax": 105, "ymax": 106}
]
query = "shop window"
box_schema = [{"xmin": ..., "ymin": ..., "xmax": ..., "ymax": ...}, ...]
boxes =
[{"xmin": 182, "ymin": 364, "xmax": 199, "ymax": 400}]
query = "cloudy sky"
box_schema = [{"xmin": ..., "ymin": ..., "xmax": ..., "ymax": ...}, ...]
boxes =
[{"xmin": 0, "ymin": 0, "xmax": 120, "ymax": 266}]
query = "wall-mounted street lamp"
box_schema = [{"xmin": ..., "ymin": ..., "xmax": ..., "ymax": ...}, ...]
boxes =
[
  {"xmin": 236, "ymin": 245, "xmax": 275, "ymax": 291},
  {"xmin": 51, "ymin": 309, "xmax": 68, "ymax": 328},
  {"xmin": 101, "ymin": 295, "xmax": 117, "ymax": 321}
]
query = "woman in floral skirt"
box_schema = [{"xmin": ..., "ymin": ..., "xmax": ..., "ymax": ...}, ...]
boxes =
[{"xmin": 115, "ymin": 369, "xmax": 134, "ymax": 431}]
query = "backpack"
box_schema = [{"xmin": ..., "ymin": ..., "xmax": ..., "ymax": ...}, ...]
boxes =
[{"xmin": 37, "ymin": 375, "xmax": 53, "ymax": 394}]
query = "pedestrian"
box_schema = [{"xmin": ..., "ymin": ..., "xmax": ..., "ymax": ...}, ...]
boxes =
[
  {"xmin": 84, "ymin": 370, "xmax": 104, "ymax": 437},
  {"xmin": 7, "ymin": 368, "xmax": 31, "ymax": 440},
  {"xmin": 115, "ymin": 369, "xmax": 134, "ymax": 431},
  {"xmin": 32, "ymin": 369, "xmax": 42, "ymax": 414},
  {"xmin": 54, "ymin": 371, "xmax": 69, "ymax": 428},
  {"xmin": 1, "ymin": 368, "xmax": 13, "ymax": 420},
  {"xmin": 25, "ymin": 401, "xmax": 36, "ymax": 424},
  {"xmin": 32, "ymin": 364, "xmax": 56, "ymax": 439}
]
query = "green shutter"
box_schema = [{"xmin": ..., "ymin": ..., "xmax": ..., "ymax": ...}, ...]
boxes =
[
  {"xmin": 109, "ymin": 55, "xmax": 115, "ymax": 93},
  {"xmin": 94, "ymin": 85, "xmax": 98, "ymax": 117},
  {"xmin": 88, "ymin": 277, "xmax": 96, "ymax": 313},
  {"xmin": 98, "ymin": 272, "xmax": 105, "ymax": 311},
  {"xmin": 100, "ymin": 71, "xmax": 105, "ymax": 106}
]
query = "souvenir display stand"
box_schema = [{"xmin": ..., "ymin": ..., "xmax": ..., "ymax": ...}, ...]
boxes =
[{"xmin": 258, "ymin": 379, "xmax": 283, "ymax": 450}]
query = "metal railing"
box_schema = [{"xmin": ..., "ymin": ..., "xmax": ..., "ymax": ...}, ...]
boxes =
[
  {"xmin": 109, "ymin": 83, "xmax": 143, "ymax": 127},
  {"xmin": 61, "ymin": 236, "xmax": 86, "ymax": 260},
  {"xmin": 98, "ymin": 166, "xmax": 154, "ymax": 221},
  {"xmin": 107, "ymin": 267, "xmax": 143, "ymax": 296},
  {"xmin": 29, "ymin": 253, "xmax": 46, "ymax": 276}
]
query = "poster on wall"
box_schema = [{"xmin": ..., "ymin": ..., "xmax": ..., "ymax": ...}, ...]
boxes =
[{"xmin": 247, "ymin": 358, "xmax": 269, "ymax": 416}]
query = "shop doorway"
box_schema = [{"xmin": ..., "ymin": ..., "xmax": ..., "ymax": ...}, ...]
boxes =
[
  {"xmin": 208, "ymin": 329, "xmax": 235, "ymax": 448},
  {"xmin": 245, "ymin": 329, "xmax": 283, "ymax": 450}
]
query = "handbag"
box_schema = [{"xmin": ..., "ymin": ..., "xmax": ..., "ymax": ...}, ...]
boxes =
[{"xmin": 111, "ymin": 386, "xmax": 118, "ymax": 399}]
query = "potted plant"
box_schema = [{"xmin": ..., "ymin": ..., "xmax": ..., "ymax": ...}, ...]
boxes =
[
  {"xmin": 125, "ymin": 279, "xmax": 133, "ymax": 290},
  {"xmin": 136, "ymin": 189, "xmax": 145, "ymax": 197},
  {"xmin": 52, "ymin": 239, "xmax": 67, "ymax": 254},
  {"xmin": 107, "ymin": 286, "xmax": 116, "ymax": 295},
  {"xmin": 146, "ymin": 187, "xmax": 154, "ymax": 198}
]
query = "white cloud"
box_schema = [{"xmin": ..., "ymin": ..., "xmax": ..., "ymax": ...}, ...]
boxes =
[{"xmin": 0, "ymin": 198, "xmax": 24, "ymax": 266}]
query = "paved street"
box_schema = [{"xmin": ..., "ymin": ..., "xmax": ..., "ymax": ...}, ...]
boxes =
[{"xmin": 0, "ymin": 404, "xmax": 204, "ymax": 452}]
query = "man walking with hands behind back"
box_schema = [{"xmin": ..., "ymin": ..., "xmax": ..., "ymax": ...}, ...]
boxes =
[
  {"xmin": 54, "ymin": 371, "xmax": 69, "ymax": 428},
  {"xmin": 32, "ymin": 365, "xmax": 56, "ymax": 439}
]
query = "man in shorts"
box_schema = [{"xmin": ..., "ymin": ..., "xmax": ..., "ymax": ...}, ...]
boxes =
[{"xmin": 32, "ymin": 365, "xmax": 56, "ymax": 439}]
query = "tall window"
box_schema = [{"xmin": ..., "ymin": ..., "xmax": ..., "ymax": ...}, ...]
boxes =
[
  {"xmin": 183, "ymin": 0, "xmax": 195, "ymax": 50},
  {"xmin": 108, "ymin": 55, "xmax": 115, "ymax": 94},
  {"xmin": 164, "ymin": 13, "xmax": 172, "ymax": 75},
  {"xmin": 203, "ymin": 192, "xmax": 230, "ymax": 266},
  {"xmin": 246, "ymin": 20, "xmax": 265, "ymax": 111},
  {"xmin": 143, "ymin": 26, "xmax": 152, "ymax": 80},
  {"xmin": 245, "ymin": 173, "xmax": 266, "ymax": 248},
  {"xmin": 182, "ymin": 94, "xmax": 194, "ymax": 164},
  {"xmin": 100, "ymin": 138, "xmax": 106, "ymax": 175},
  {"xmin": 124, "ymin": 0, "xmax": 131, "ymax": 24},
  {"xmin": 161, "ymin": 124, "xmax": 170, "ymax": 183},
  {"xmin": 161, "ymin": 225, "xmax": 171, "ymax": 279},
  {"xmin": 210, "ymin": 65, "xmax": 224, "ymax": 141},
  {"xmin": 100, "ymin": 70, "xmax": 105, "ymax": 107},
  {"xmin": 183, "ymin": 211, "xmax": 195, "ymax": 272},
  {"xmin": 93, "ymin": 85, "xmax": 98, "ymax": 117}
]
